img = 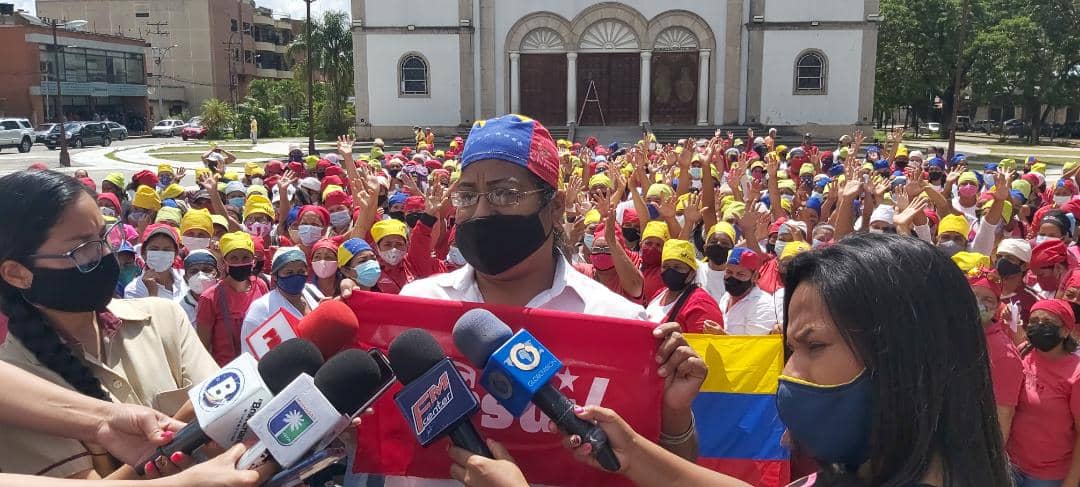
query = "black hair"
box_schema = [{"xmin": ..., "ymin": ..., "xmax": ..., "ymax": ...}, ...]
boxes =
[
  {"xmin": 0, "ymin": 170, "xmax": 110, "ymax": 401},
  {"xmin": 783, "ymin": 233, "xmax": 1009, "ymax": 486},
  {"xmin": 1041, "ymin": 209, "xmax": 1072, "ymax": 236}
]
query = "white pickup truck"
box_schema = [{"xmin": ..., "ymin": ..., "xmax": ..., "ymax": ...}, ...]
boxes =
[{"xmin": 0, "ymin": 118, "xmax": 35, "ymax": 153}]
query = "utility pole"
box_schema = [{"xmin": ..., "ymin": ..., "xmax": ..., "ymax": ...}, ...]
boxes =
[
  {"xmin": 147, "ymin": 21, "xmax": 171, "ymax": 121},
  {"xmin": 47, "ymin": 18, "xmax": 87, "ymax": 167},
  {"xmin": 304, "ymin": 0, "xmax": 317, "ymax": 155}
]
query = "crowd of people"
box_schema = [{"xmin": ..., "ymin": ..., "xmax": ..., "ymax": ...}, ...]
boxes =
[{"xmin": 0, "ymin": 111, "xmax": 1078, "ymax": 486}]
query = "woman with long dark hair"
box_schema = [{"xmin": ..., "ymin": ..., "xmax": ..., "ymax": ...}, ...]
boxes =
[
  {"xmin": 0, "ymin": 170, "xmax": 218, "ymax": 478},
  {"xmin": 447, "ymin": 233, "xmax": 1012, "ymax": 487}
]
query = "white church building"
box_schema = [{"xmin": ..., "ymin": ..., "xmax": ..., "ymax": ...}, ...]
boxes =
[{"xmin": 350, "ymin": 0, "xmax": 880, "ymax": 140}]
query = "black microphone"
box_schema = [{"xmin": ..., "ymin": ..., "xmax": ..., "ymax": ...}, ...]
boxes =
[
  {"xmin": 134, "ymin": 339, "xmax": 323, "ymax": 474},
  {"xmin": 452, "ymin": 309, "xmax": 621, "ymax": 471},
  {"xmin": 387, "ymin": 329, "xmax": 493, "ymax": 457}
]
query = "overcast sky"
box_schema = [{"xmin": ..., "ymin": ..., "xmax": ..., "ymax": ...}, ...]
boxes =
[{"xmin": 12, "ymin": 0, "xmax": 352, "ymax": 18}]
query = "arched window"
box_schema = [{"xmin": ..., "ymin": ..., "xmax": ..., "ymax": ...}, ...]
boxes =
[
  {"xmin": 399, "ymin": 54, "xmax": 429, "ymax": 96},
  {"xmin": 794, "ymin": 50, "xmax": 827, "ymax": 94}
]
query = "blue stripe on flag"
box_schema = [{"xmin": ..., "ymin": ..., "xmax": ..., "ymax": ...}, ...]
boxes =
[{"xmin": 693, "ymin": 392, "xmax": 788, "ymax": 461}]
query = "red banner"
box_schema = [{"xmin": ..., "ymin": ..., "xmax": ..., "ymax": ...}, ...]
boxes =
[{"xmin": 345, "ymin": 291, "xmax": 663, "ymax": 486}]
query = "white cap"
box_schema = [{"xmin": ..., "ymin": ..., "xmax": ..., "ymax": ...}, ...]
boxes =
[
  {"xmin": 909, "ymin": 150, "xmax": 924, "ymax": 161},
  {"xmin": 782, "ymin": 220, "xmax": 808, "ymax": 237},
  {"xmin": 870, "ymin": 205, "xmax": 895, "ymax": 225},
  {"xmin": 299, "ymin": 177, "xmax": 321, "ymax": 192},
  {"xmin": 996, "ymin": 238, "xmax": 1032, "ymax": 263}
]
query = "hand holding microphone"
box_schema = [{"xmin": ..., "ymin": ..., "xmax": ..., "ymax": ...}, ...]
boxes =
[{"xmin": 452, "ymin": 309, "xmax": 620, "ymax": 471}]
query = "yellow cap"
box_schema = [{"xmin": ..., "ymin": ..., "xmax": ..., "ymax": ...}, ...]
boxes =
[
  {"xmin": 799, "ymin": 163, "xmax": 815, "ymax": 176},
  {"xmin": 779, "ymin": 240, "xmax": 811, "ymax": 261},
  {"xmin": 132, "ymin": 185, "xmax": 162, "ymax": 211},
  {"xmin": 981, "ymin": 198, "xmax": 1013, "ymax": 222},
  {"xmin": 247, "ymin": 185, "xmax": 268, "ymax": 197},
  {"xmin": 707, "ymin": 222, "xmax": 737, "ymax": 245},
  {"xmin": 661, "ymin": 239, "xmax": 698, "ymax": 271},
  {"xmin": 195, "ymin": 168, "xmax": 212, "ymax": 180},
  {"xmin": 676, "ymin": 193, "xmax": 691, "ymax": 212},
  {"xmin": 588, "ymin": 173, "xmax": 612, "ymax": 189},
  {"xmin": 951, "ymin": 251, "xmax": 990, "ymax": 274},
  {"xmin": 243, "ymin": 203, "xmax": 274, "ymax": 221},
  {"xmin": 895, "ymin": 144, "xmax": 909, "ymax": 158},
  {"xmin": 245, "ymin": 162, "xmax": 264, "ymax": 177},
  {"xmin": 998, "ymin": 158, "xmax": 1017, "ymax": 172},
  {"xmin": 222, "ymin": 171, "xmax": 240, "ymax": 182},
  {"xmin": 938, "ymin": 214, "xmax": 970, "ymax": 238},
  {"xmin": 583, "ymin": 209, "xmax": 601, "ymax": 227},
  {"xmin": 180, "ymin": 208, "xmax": 213, "ymax": 236},
  {"xmin": 723, "ymin": 201, "xmax": 747, "ymax": 220},
  {"xmin": 641, "ymin": 221, "xmax": 670, "ymax": 243},
  {"xmin": 157, "ymin": 163, "xmax": 174, "ymax": 175},
  {"xmin": 958, "ymin": 171, "xmax": 979, "ymax": 186},
  {"xmin": 219, "ymin": 231, "xmax": 254, "ymax": 257},
  {"xmin": 1065, "ymin": 161, "xmax": 1079, "ymax": 175},
  {"xmin": 162, "ymin": 183, "xmax": 185, "ymax": 200},
  {"xmin": 210, "ymin": 214, "xmax": 229, "ymax": 230},
  {"xmin": 1031, "ymin": 163, "xmax": 1047, "ymax": 175},
  {"xmin": 775, "ymin": 145, "xmax": 788, "ymax": 154},
  {"xmin": 1011, "ymin": 179, "xmax": 1032, "ymax": 199},
  {"xmin": 778, "ymin": 179, "xmax": 797, "ymax": 192},
  {"xmin": 371, "ymin": 219, "xmax": 408, "ymax": 244},
  {"xmin": 104, "ymin": 172, "xmax": 125, "ymax": 189},
  {"xmin": 155, "ymin": 206, "xmax": 182, "ymax": 225},
  {"xmin": 247, "ymin": 194, "xmax": 271, "ymax": 207},
  {"xmin": 647, "ymin": 183, "xmax": 674, "ymax": 200},
  {"xmin": 780, "ymin": 198, "xmax": 793, "ymax": 213}
]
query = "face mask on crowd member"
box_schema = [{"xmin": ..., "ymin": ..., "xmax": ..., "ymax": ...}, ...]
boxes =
[
  {"xmin": 773, "ymin": 220, "xmax": 806, "ymax": 258},
  {"xmin": 1025, "ymin": 299, "xmax": 1077, "ymax": 353},
  {"xmin": 140, "ymin": 224, "xmax": 180, "ymax": 274},
  {"xmin": 371, "ymin": 219, "xmax": 408, "ymax": 267},
  {"xmin": 639, "ymin": 221, "xmax": 669, "ymax": 268},
  {"xmin": 968, "ymin": 268, "xmax": 1003, "ymax": 327},
  {"xmin": 338, "ymin": 238, "xmax": 381, "ymax": 289},
  {"xmin": 993, "ymin": 238, "xmax": 1031, "ymax": 293},
  {"xmin": 1030, "ymin": 238, "xmax": 1069, "ymax": 295},
  {"xmin": 402, "ymin": 196, "xmax": 427, "ymax": 230},
  {"xmin": 660, "ymin": 240, "xmax": 697, "ymax": 292},
  {"xmin": 295, "ymin": 205, "xmax": 330, "ymax": 247},
  {"xmin": 271, "ymin": 247, "xmax": 309, "ymax": 296},
  {"xmin": 219, "ymin": 232, "xmax": 256, "ymax": 283},
  {"xmin": 97, "ymin": 192, "xmax": 121, "ymax": 218},
  {"xmin": 451, "ymin": 115, "xmax": 564, "ymax": 277},
  {"xmin": 310, "ymin": 239, "xmax": 340, "ymax": 280},
  {"xmin": 703, "ymin": 222, "xmax": 736, "ymax": 267},
  {"xmin": 621, "ymin": 209, "xmax": 642, "ymax": 246},
  {"xmin": 935, "ymin": 214, "xmax": 970, "ymax": 257},
  {"xmin": 115, "ymin": 242, "xmax": 139, "ymax": 291},
  {"xmin": 184, "ymin": 249, "xmax": 219, "ymax": 297},
  {"xmin": 724, "ymin": 248, "xmax": 763, "ymax": 298},
  {"xmin": 1036, "ymin": 212, "xmax": 1071, "ymax": 246},
  {"xmin": 812, "ymin": 224, "xmax": 835, "ymax": 248},
  {"xmin": 386, "ymin": 192, "xmax": 408, "ymax": 222},
  {"xmin": 130, "ymin": 186, "xmax": 161, "ymax": 226}
]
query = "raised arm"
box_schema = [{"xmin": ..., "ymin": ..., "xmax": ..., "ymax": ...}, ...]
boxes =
[
  {"xmin": 765, "ymin": 152, "xmax": 784, "ymax": 219},
  {"xmin": 600, "ymin": 187, "xmax": 644, "ymax": 299},
  {"xmin": 198, "ymin": 172, "xmax": 242, "ymax": 231}
]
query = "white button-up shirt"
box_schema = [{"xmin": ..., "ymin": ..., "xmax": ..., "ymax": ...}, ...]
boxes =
[
  {"xmin": 124, "ymin": 268, "xmax": 188, "ymax": 301},
  {"xmin": 240, "ymin": 284, "xmax": 324, "ymax": 355},
  {"xmin": 695, "ymin": 264, "xmax": 727, "ymax": 301},
  {"xmin": 718, "ymin": 285, "xmax": 781, "ymax": 335}
]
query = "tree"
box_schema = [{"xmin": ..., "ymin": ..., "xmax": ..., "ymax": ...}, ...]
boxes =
[
  {"xmin": 968, "ymin": 0, "xmax": 1080, "ymax": 142},
  {"xmin": 287, "ymin": 10, "xmax": 354, "ymax": 139},
  {"xmin": 200, "ymin": 98, "xmax": 236, "ymax": 139}
]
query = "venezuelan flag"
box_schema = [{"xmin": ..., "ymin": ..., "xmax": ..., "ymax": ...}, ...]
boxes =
[{"xmin": 687, "ymin": 334, "xmax": 790, "ymax": 487}]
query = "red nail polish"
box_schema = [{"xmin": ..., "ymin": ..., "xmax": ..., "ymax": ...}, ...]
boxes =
[
  {"xmin": 170, "ymin": 452, "xmax": 184, "ymax": 463},
  {"xmin": 161, "ymin": 431, "xmax": 174, "ymax": 439},
  {"xmin": 144, "ymin": 461, "xmax": 155, "ymax": 474}
]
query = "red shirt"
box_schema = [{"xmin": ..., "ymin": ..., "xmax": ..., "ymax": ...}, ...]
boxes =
[
  {"xmin": 1007, "ymin": 351, "xmax": 1080, "ymax": 479},
  {"xmin": 195, "ymin": 277, "xmax": 269, "ymax": 366},
  {"xmin": 372, "ymin": 220, "xmax": 444, "ymax": 294},
  {"xmin": 985, "ymin": 324, "xmax": 1023, "ymax": 407},
  {"xmin": 641, "ymin": 264, "xmax": 664, "ymax": 303},
  {"xmin": 672, "ymin": 288, "xmax": 725, "ymax": 333},
  {"xmin": 756, "ymin": 256, "xmax": 783, "ymax": 294}
]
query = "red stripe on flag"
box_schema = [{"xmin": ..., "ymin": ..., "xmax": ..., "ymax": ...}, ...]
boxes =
[{"xmin": 697, "ymin": 457, "xmax": 791, "ymax": 487}]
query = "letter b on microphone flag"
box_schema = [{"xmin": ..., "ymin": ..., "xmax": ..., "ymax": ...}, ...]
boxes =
[{"xmin": 344, "ymin": 292, "xmax": 663, "ymax": 487}]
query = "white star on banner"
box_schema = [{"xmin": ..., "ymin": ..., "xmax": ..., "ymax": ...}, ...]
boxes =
[{"xmin": 555, "ymin": 368, "xmax": 579, "ymax": 392}]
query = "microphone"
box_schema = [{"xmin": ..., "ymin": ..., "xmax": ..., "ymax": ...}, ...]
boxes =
[
  {"xmin": 240, "ymin": 348, "xmax": 390, "ymax": 470},
  {"xmin": 134, "ymin": 339, "xmax": 324, "ymax": 474},
  {"xmin": 387, "ymin": 329, "xmax": 493, "ymax": 457},
  {"xmin": 244, "ymin": 300, "xmax": 360, "ymax": 359},
  {"xmin": 452, "ymin": 309, "xmax": 621, "ymax": 471}
]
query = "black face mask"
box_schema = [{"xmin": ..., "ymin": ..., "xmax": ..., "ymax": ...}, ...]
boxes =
[
  {"xmin": 227, "ymin": 263, "xmax": 254, "ymax": 282},
  {"xmin": 388, "ymin": 211, "xmax": 406, "ymax": 222},
  {"xmin": 24, "ymin": 253, "xmax": 119, "ymax": 312},
  {"xmin": 405, "ymin": 212, "xmax": 422, "ymax": 230},
  {"xmin": 995, "ymin": 258, "xmax": 1023, "ymax": 277},
  {"xmin": 929, "ymin": 172, "xmax": 945, "ymax": 184},
  {"xmin": 765, "ymin": 242, "xmax": 776, "ymax": 255},
  {"xmin": 388, "ymin": 169, "xmax": 401, "ymax": 179},
  {"xmin": 661, "ymin": 268, "xmax": 691, "ymax": 292},
  {"xmin": 704, "ymin": 245, "xmax": 731, "ymax": 265},
  {"xmin": 288, "ymin": 153, "xmax": 303, "ymax": 163},
  {"xmin": 724, "ymin": 276, "xmax": 753, "ymax": 297},
  {"xmin": 1027, "ymin": 323, "xmax": 1064, "ymax": 352},
  {"xmin": 378, "ymin": 194, "xmax": 388, "ymax": 208},
  {"xmin": 622, "ymin": 227, "xmax": 641, "ymax": 243},
  {"xmin": 456, "ymin": 204, "xmax": 551, "ymax": 276}
]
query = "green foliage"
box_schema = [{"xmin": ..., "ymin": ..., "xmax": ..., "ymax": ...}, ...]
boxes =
[
  {"xmin": 288, "ymin": 10, "xmax": 354, "ymax": 140},
  {"xmin": 199, "ymin": 98, "xmax": 236, "ymax": 139}
]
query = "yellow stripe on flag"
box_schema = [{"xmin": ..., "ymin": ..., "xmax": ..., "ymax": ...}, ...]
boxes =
[{"xmin": 685, "ymin": 334, "xmax": 784, "ymax": 394}]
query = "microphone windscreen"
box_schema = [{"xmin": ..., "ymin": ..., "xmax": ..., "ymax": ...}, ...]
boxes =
[
  {"xmin": 387, "ymin": 328, "xmax": 446, "ymax": 384},
  {"xmin": 297, "ymin": 300, "xmax": 360, "ymax": 359},
  {"xmin": 314, "ymin": 349, "xmax": 384, "ymax": 415},
  {"xmin": 258, "ymin": 338, "xmax": 324, "ymax": 394},
  {"xmin": 452, "ymin": 308, "xmax": 514, "ymax": 368}
]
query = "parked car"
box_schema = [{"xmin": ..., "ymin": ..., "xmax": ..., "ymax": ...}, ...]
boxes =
[
  {"xmin": 974, "ymin": 120, "xmax": 997, "ymax": 133},
  {"xmin": 33, "ymin": 123, "xmax": 57, "ymax": 145},
  {"xmin": 151, "ymin": 119, "xmax": 185, "ymax": 137},
  {"xmin": 186, "ymin": 116, "xmax": 202, "ymax": 128},
  {"xmin": 45, "ymin": 122, "xmax": 112, "ymax": 150},
  {"xmin": 181, "ymin": 122, "xmax": 208, "ymax": 141},
  {"xmin": 1002, "ymin": 119, "xmax": 1028, "ymax": 136},
  {"xmin": 0, "ymin": 118, "xmax": 35, "ymax": 153},
  {"xmin": 105, "ymin": 121, "xmax": 128, "ymax": 140},
  {"xmin": 923, "ymin": 122, "xmax": 941, "ymax": 133}
]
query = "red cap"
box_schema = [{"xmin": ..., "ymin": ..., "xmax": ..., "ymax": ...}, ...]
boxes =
[
  {"xmin": 323, "ymin": 190, "xmax": 352, "ymax": 209},
  {"xmin": 1031, "ymin": 239, "xmax": 1068, "ymax": 269},
  {"xmin": 78, "ymin": 177, "xmax": 96, "ymax": 191},
  {"xmin": 265, "ymin": 160, "xmax": 285, "ymax": 175},
  {"xmin": 768, "ymin": 216, "xmax": 788, "ymax": 235},
  {"xmin": 1031, "ymin": 299, "xmax": 1077, "ymax": 330},
  {"xmin": 623, "ymin": 208, "xmax": 640, "ymax": 227},
  {"xmin": 297, "ymin": 205, "xmax": 330, "ymax": 227},
  {"xmin": 324, "ymin": 165, "xmax": 344, "ymax": 179},
  {"xmin": 320, "ymin": 175, "xmax": 344, "ymax": 193},
  {"xmin": 133, "ymin": 169, "xmax": 158, "ymax": 188},
  {"xmin": 316, "ymin": 159, "xmax": 333, "ymax": 171},
  {"xmin": 967, "ymin": 267, "xmax": 1002, "ymax": 300},
  {"xmin": 97, "ymin": 192, "xmax": 121, "ymax": 212},
  {"xmin": 404, "ymin": 196, "xmax": 426, "ymax": 214}
]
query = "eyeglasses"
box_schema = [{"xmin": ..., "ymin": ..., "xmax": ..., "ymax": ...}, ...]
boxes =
[
  {"xmin": 27, "ymin": 221, "xmax": 125, "ymax": 273},
  {"xmin": 451, "ymin": 188, "xmax": 547, "ymax": 208},
  {"xmin": 1028, "ymin": 319, "xmax": 1061, "ymax": 329}
]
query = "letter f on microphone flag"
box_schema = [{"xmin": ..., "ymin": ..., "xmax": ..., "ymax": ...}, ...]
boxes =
[{"xmin": 686, "ymin": 334, "xmax": 791, "ymax": 487}]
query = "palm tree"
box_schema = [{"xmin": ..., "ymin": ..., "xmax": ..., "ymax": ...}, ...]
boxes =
[{"xmin": 287, "ymin": 10, "xmax": 354, "ymax": 138}]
